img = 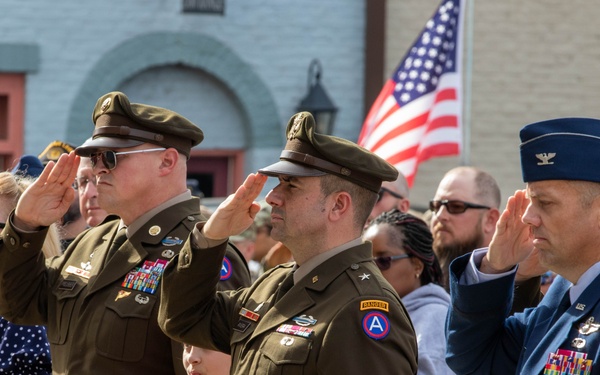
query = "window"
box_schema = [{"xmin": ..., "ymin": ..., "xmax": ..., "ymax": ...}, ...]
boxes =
[{"xmin": 0, "ymin": 74, "xmax": 25, "ymax": 170}]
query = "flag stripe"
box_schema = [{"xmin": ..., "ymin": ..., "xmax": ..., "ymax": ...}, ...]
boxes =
[{"xmin": 358, "ymin": 0, "xmax": 464, "ymax": 187}]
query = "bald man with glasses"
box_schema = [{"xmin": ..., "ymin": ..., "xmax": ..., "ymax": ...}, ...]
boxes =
[
  {"xmin": 0, "ymin": 91, "xmax": 251, "ymax": 374},
  {"xmin": 429, "ymin": 166, "xmax": 501, "ymax": 289},
  {"xmin": 368, "ymin": 169, "xmax": 411, "ymax": 224},
  {"xmin": 430, "ymin": 166, "xmax": 542, "ymax": 313}
]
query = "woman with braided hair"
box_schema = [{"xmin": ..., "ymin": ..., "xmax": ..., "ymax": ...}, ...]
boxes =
[{"xmin": 364, "ymin": 209, "xmax": 453, "ymax": 375}]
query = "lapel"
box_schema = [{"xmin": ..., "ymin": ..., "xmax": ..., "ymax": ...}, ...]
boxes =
[
  {"xmin": 86, "ymin": 198, "xmax": 201, "ymax": 297},
  {"xmin": 250, "ymin": 285, "xmax": 316, "ymax": 339},
  {"xmin": 86, "ymin": 224, "xmax": 147, "ymax": 296},
  {"xmin": 249, "ymin": 243, "xmax": 374, "ymax": 340},
  {"xmin": 521, "ymin": 274, "xmax": 600, "ymax": 374}
]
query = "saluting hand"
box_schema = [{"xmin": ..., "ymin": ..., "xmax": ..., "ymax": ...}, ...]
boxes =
[
  {"xmin": 14, "ymin": 152, "xmax": 80, "ymax": 231},
  {"xmin": 203, "ymin": 173, "xmax": 268, "ymax": 240},
  {"xmin": 482, "ymin": 189, "xmax": 534, "ymax": 274}
]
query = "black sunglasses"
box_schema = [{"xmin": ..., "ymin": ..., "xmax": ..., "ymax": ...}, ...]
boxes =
[
  {"xmin": 373, "ymin": 254, "xmax": 411, "ymax": 271},
  {"xmin": 429, "ymin": 199, "xmax": 491, "ymax": 215},
  {"xmin": 377, "ymin": 187, "xmax": 404, "ymax": 203},
  {"xmin": 90, "ymin": 148, "xmax": 166, "ymax": 170}
]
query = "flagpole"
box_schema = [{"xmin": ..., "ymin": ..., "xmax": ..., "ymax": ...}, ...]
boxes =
[{"xmin": 460, "ymin": 0, "xmax": 473, "ymax": 166}]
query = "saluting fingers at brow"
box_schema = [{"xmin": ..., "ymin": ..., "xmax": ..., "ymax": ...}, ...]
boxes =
[{"xmin": 43, "ymin": 152, "xmax": 79, "ymax": 185}]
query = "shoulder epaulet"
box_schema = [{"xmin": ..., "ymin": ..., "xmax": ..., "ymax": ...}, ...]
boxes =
[{"xmin": 346, "ymin": 261, "xmax": 386, "ymax": 296}]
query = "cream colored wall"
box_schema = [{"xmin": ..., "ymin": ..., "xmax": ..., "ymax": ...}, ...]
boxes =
[{"xmin": 386, "ymin": 0, "xmax": 600, "ymax": 210}]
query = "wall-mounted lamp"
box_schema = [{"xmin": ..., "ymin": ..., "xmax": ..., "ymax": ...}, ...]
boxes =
[{"xmin": 297, "ymin": 59, "xmax": 337, "ymax": 135}]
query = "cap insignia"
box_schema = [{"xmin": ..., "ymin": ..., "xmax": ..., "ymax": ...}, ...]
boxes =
[
  {"xmin": 101, "ymin": 97, "xmax": 112, "ymax": 113},
  {"xmin": 288, "ymin": 113, "xmax": 305, "ymax": 140},
  {"xmin": 536, "ymin": 153, "xmax": 556, "ymax": 166},
  {"xmin": 340, "ymin": 167, "xmax": 351, "ymax": 176}
]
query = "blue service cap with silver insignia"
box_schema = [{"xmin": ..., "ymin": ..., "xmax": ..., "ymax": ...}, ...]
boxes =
[{"xmin": 520, "ymin": 117, "xmax": 600, "ymax": 183}]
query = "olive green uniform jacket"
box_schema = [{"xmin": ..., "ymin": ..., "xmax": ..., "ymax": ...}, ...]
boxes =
[
  {"xmin": 0, "ymin": 198, "xmax": 250, "ymax": 375},
  {"xmin": 159, "ymin": 238, "xmax": 418, "ymax": 374}
]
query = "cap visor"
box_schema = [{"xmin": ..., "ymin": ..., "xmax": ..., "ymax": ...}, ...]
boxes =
[
  {"xmin": 75, "ymin": 137, "xmax": 144, "ymax": 156},
  {"xmin": 258, "ymin": 160, "xmax": 327, "ymax": 177}
]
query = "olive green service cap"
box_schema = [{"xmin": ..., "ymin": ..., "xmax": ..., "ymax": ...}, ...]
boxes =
[
  {"xmin": 76, "ymin": 91, "xmax": 204, "ymax": 158},
  {"xmin": 259, "ymin": 112, "xmax": 398, "ymax": 193}
]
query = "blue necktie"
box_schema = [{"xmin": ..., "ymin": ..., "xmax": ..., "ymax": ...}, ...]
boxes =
[{"xmin": 550, "ymin": 288, "xmax": 571, "ymax": 326}]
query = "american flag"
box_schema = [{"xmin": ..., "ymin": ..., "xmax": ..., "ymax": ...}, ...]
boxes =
[{"xmin": 358, "ymin": 0, "xmax": 464, "ymax": 187}]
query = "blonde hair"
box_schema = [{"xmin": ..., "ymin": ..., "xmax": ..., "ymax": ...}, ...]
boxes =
[{"xmin": 0, "ymin": 172, "xmax": 62, "ymax": 258}]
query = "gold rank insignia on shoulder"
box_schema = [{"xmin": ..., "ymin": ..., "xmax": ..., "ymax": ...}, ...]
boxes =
[{"xmin": 360, "ymin": 300, "xmax": 389, "ymax": 312}]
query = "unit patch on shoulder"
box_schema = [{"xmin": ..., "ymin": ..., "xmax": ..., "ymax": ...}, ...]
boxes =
[
  {"xmin": 360, "ymin": 300, "xmax": 389, "ymax": 312},
  {"xmin": 220, "ymin": 256, "xmax": 232, "ymax": 281},
  {"xmin": 362, "ymin": 311, "xmax": 390, "ymax": 340}
]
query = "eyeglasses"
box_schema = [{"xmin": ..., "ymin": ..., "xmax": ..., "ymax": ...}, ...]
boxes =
[
  {"xmin": 73, "ymin": 176, "xmax": 96, "ymax": 191},
  {"xmin": 90, "ymin": 148, "xmax": 166, "ymax": 170},
  {"xmin": 373, "ymin": 254, "xmax": 411, "ymax": 271},
  {"xmin": 429, "ymin": 199, "xmax": 491, "ymax": 214},
  {"xmin": 377, "ymin": 187, "xmax": 404, "ymax": 203}
]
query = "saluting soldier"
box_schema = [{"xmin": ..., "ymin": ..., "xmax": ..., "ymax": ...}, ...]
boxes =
[
  {"xmin": 158, "ymin": 112, "xmax": 418, "ymax": 374},
  {"xmin": 446, "ymin": 117, "xmax": 600, "ymax": 374},
  {"xmin": 0, "ymin": 91, "xmax": 250, "ymax": 374}
]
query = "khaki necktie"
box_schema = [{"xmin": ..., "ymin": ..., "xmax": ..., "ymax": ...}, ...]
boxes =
[
  {"xmin": 106, "ymin": 227, "xmax": 127, "ymax": 261},
  {"xmin": 274, "ymin": 272, "xmax": 295, "ymax": 303}
]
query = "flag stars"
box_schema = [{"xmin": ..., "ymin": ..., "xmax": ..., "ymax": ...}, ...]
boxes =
[{"xmin": 379, "ymin": 0, "xmax": 460, "ymax": 116}]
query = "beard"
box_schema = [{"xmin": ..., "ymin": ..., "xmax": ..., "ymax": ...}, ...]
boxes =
[{"xmin": 433, "ymin": 223, "xmax": 485, "ymax": 291}]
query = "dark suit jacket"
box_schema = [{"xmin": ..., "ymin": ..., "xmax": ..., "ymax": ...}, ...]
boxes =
[
  {"xmin": 0, "ymin": 198, "xmax": 250, "ymax": 375},
  {"xmin": 159, "ymin": 239, "xmax": 418, "ymax": 374},
  {"xmin": 446, "ymin": 253, "xmax": 600, "ymax": 374}
]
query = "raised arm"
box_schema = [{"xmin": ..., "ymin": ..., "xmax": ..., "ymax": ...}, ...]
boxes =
[
  {"xmin": 481, "ymin": 189, "xmax": 537, "ymax": 274},
  {"xmin": 202, "ymin": 173, "xmax": 268, "ymax": 240},
  {"xmin": 14, "ymin": 152, "xmax": 79, "ymax": 231}
]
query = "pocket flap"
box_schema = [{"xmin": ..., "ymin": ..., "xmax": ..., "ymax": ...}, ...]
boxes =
[
  {"xmin": 260, "ymin": 332, "xmax": 312, "ymax": 365},
  {"xmin": 104, "ymin": 289, "xmax": 156, "ymax": 319}
]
